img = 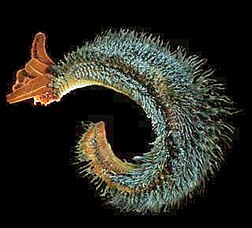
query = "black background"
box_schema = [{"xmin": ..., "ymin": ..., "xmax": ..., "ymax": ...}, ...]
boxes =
[{"xmin": 1, "ymin": 1, "xmax": 250, "ymax": 226}]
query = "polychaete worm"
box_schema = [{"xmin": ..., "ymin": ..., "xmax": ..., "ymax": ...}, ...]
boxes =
[{"xmin": 6, "ymin": 30, "xmax": 236, "ymax": 214}]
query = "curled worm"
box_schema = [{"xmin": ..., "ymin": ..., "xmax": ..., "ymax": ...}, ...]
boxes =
[{"xmin": 7, "ymin": 30, "xmax": 235, "ymax": 214}]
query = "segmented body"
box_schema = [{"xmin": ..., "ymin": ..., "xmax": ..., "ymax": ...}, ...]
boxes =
[{"xmin": 45, "ymin": 30, "xmax": 234, "ymax": 213}]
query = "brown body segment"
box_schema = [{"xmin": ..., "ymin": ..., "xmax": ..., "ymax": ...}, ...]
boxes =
[
  {"xmin": 78, "ymin": 122, "xmax": 160, "ymax": 194},
  {"xmin": 78, "ymin": 122, "xmax": 149, "ymax": 193},
  {"xmin": 79, "ymin": 122, "xmax": 135, "ymax": 175}
]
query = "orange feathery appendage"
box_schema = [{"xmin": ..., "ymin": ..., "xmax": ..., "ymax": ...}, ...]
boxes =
[{"xmin": 6, "ymin": 33, "xmax": 59, "ymax": 105}]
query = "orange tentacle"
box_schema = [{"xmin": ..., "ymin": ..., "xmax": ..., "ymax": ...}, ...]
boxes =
[{"xmin": 31, "ymin": 32, "xmax": 54, "ymax": 65}]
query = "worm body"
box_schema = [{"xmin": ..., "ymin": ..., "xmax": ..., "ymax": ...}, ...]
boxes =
[{"xmin": 7, "ymin": 30, "xmax": 234, "ymax": 214}]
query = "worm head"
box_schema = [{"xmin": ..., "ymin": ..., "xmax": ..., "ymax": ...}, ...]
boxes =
[{"xmin": 6, "ymin": 33, "xmax": 59, "ymax": 106}]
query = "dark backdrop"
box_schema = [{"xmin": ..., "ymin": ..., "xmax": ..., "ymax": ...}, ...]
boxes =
[{"xmin": 1, "ymin": 2, "xmax": 249, "ymax": 226}]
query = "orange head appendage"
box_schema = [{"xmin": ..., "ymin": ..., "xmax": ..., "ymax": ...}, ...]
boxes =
[{"xmin": 6, "ymin": 32, "xmax": 59, "ymax": 106}]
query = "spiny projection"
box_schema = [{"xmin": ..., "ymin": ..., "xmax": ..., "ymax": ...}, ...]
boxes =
[{"xmin": 6, "ymin": 30, "xmax": 235, "ymax": 214}]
